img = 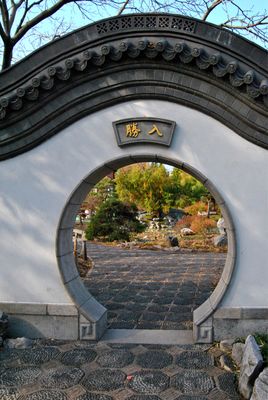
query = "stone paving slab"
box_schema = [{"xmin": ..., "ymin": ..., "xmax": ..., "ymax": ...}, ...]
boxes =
[
  {"xmin": 0, "ymin": 340, "xmax": 242, "ymax": 399},
  {"xmin": 83, "ymin": 243, "xmax": 226, "ymax": 330},
  {"xmin": 101, "ymin": 329, "xmax": 194, "ymax": 345}
]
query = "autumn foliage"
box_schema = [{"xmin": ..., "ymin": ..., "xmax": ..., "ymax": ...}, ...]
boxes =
[{"xmin": 175, "ymin": 215, "xmax": 216, "ymax": 235}]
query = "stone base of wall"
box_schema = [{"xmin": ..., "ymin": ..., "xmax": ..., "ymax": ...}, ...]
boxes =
[
  {"xmin": 213, "ymin": 308, "xmax": 268, "ymax": 341},
  {"xmin": 195, "ymin": 308, "xmax": 268, "ymax": 343},
  {"xmin": 0, "ymin": 302, "xmax": 107, "ymax": 341},
  {"xmin": 2, "ymin": 304, "xmax": 267, "ymax": 343}
]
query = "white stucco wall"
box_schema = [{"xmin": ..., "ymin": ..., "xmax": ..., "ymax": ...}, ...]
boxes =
[{"xmin": 0, "ymin": 100, "xmax": 267, "ymax": 307}]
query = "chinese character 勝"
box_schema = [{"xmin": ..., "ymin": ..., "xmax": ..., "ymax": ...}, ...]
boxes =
[{"xmin": 125, "ymin": 122, "xmax": 141, "ymax": 138}]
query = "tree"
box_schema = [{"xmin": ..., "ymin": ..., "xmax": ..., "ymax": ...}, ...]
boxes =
[
  {"xmin": 170, "ymin": 168, "xmax": 209, "ymax": 208},
  {"xmin": 85, "ymin": 197, "xmax": 145, "ymax": 242},
  {"xmin": 0, "ymin": 0, "xmax": 267, "ymax": 70},
  {"xmin": 115, "ymin": 163, "xmax": 170, "ymax": 217},
  {"xmin": 115, "ymin": 164, "xmax": 210, "ymax": 215},
  {"xmin": 82, "ymin": 175, "xmax": 115, "ymax": 216}
]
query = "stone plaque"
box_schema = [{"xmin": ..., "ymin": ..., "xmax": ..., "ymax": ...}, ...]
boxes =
[{"xmin": 113, "ymin": 118, "xmax": 176, "ymax": 147}]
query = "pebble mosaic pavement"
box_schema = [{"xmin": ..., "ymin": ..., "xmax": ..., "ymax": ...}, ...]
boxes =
[
  {"xmin": 0, "ymin": 341, "xmax": 241, "ymax": 399},
  {"xmin": 0, "ymin": 244, "xmax": 241, "ymax": 399},
  {"xmin": 83, "ymin": 243, "xmax": 226, "ymax": 330}
]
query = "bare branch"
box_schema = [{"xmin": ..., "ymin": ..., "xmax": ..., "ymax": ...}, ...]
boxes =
[
  {"xmin": 9, "ymin": 0, "xmax": 25, "ymax": 29},
  {"xmin": 221, "ymin": 17, "xmax": 268, "ymax": 30},
  {"xmin": 0, "ymin": 0, "xmax": 11, "ymax": 33},
  {"xmin": 117, "ymin": 0, "xmax": 131, "ymax": 15},
  {"xmin": 13, "ymin": 0, "xmax": 75, "ymax": 42},
  {"xmin": 202, "ymin": 0, "xmax": 222, "ymax": 21},
  {"xmin": 15, "ymin": 0, "xmax": 44, "ymax": 34}
]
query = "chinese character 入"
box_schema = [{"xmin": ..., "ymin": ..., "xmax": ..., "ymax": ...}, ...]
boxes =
[
  {"xmin": 148, "ymin": 124, "xmax": 163, "ymax": 137},
  {"xmin": 125, "ymin": 122, "xmax": 141, "ymax": 138}
]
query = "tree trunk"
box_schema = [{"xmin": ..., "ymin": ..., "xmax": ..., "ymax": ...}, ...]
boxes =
[
  {"xmin": 207, "ymin": 199, "xmax": 211, "ymax": 218},
  {"xmin": 2, "ymin": 42, "xmax": 13, "ymax": 70}
]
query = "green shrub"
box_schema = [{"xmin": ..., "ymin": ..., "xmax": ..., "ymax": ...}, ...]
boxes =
[{"xmin": 85, "ymin": 198, "xmax": 146, "ymax": 242}]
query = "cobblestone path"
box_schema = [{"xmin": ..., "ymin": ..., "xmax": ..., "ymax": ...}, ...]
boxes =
[
  {"xmin": 83, "ymin": 243, "xmax": 226, "ymax": 330},
  {"xmin": 0, "ymin": 340, "xmax": 241, "ymax": 399}
]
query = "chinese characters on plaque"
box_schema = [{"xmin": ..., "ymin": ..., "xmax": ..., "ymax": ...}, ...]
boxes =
[{"xmin": 113, "ymin": 118, "xmax": 176, "ymax": 147}]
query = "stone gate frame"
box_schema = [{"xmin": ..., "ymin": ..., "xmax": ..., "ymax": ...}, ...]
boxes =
[{"xmin": 0, "ymin": 13, "xmax": 267, "ymax": 342}]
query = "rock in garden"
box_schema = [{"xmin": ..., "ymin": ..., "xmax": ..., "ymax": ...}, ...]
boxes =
[
  {"xmin": 167, "ymin": 235, "xmax": 179, "ymax": 247},
  {"xmin": 213, "ymin": 234, "xmax": 227, "ymax": 247},
  {"xmin": 220, "ymin": 339, "xmax": 234, "ymax": 352},
  {"xmin": 217, "ymin": 218, "xmax": 226, "ymax": 234},
  {"xmin": 250, "ymin": 368, "xmax": 268, "ymax": 400},
  {"xmin": 180, "ymin": 228, "xmax": 194, "ymax": 236},
  {"xmin": 239, "ymin": 335, "xmax": 264, "ymax": 399},
  {"xmin": 232, "ymin": 342, "xmax": 245, "ymax": 366},
  {"xmin": 4, "ymin": 337, "xmax": 34, "ymax": 349},
  {"xmin": 0, "ymin": 312, "xmax": 8, "ymax": 337}
]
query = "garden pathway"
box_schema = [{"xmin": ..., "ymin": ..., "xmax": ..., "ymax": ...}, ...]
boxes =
[
  {"xmin": 0, "ymin": 245, "xmax": 241, "ymax": 399},
  {"xmin": 83, "ymin": 243, "xmax": 226, "ymax": 330},
  {"xmin": 0, "ymin": 340, "xmax": 241, "ymax": 399}
]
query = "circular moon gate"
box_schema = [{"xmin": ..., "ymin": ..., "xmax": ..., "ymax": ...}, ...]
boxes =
[
  {"xmin": 57, "ymin": 154, "xmax": 236, "ymax": 342},
  {"xmin": 0, "ymin": 14, "xmax": 267, "ymax": 342}
]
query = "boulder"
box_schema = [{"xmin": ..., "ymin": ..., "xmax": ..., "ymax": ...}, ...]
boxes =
[
  {"xmin": 213, "ymin": 234, "xmax": 227, "ymax": 247},
  {"xmin": 217, "ymin": 217, "xmax": 226, "ymax": 234},
  {"xmin": 180, "ymin": 228, "xmax": 194, "ymax": 236},
  {"xmin": 4, "ymin": 337, "xmax": 34, "ymax": 349},
  {"xmin": 0, "ymin": 312, "xmax": 8, "ymax": 337},
  {"xmin": 167, "ymin": 235, "xmax": 179, "ymax": 247},
  {"xmin": 250, "ymin": 368, "xmax": 268, "ymax": 400},
  {"xmin": 220, "ymin": 338, "xmax": 235, "ymax": 352},
  {"xmin": 239, "ymin": 335, "xmax": 264, "ymax": 399},
  {"xmin": 232, "ymin": 342, "xmax": 245, "ymax": 366}
]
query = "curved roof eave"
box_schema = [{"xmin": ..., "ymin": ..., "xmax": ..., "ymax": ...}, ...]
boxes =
[{"xmin": 0, "ymin": 13, "xmax": 267, "ymax": 160}]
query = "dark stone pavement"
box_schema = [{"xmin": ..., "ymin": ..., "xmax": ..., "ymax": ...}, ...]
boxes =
[
  {"xmin": 0, "ymin": 244, "xmax": 239, "ymax": 399},
  {"xmin": 83, "ymin": 243, "xmax": 226, "ymax": 330},
  {"xmin": 0, "ymin": 340, "xmax": 241, "ymax": 399}
]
